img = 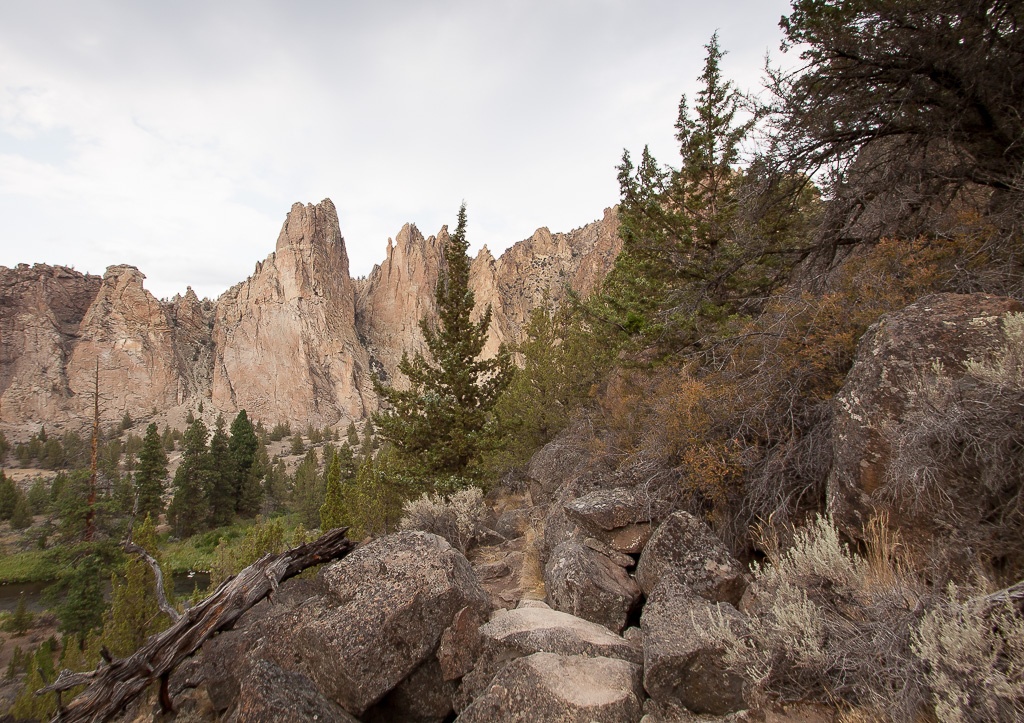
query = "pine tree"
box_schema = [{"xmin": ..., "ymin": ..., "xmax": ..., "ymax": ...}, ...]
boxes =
[
  {"xmin": 319, "ymin": 453, "xmax": 345, "ymax": 531},
  {"xmin": 134, "ymin": 422, "xmax": 168, "ymax": 518},
  {"xmin": 206, "ymin": 415, "xmax": 234, "ymax": 527},
  {"xmin": 229, "ymin": 410, "xmax": 262, "ymax": 517},
  {"xmin": 373, "ymin": 204, "xmax": 513, "ymax": 482},
  {"xmin": 168, "ymin": 418, "xmax": 211, "ymax": 537},
  {"xmin": 291, "ymin": 449, "xmax": 323, "ymax": 528},
  {"xmin": 595, "ymin": 33, "xmax": 808, "ymax": 357},
  {"xmin": 4, "ymin": 594, "xmax": 33, "ymax": 635},
  {"xmin": 10, "ymin": 494, "xmax": 31, "ymax": 530},
  {"xmin": 346, "ymin": 421, "xmax": 360, "ymax": 447}
]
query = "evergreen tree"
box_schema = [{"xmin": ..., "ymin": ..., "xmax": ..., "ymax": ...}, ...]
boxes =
[
  {"xmin": 595, "ymin": 33, "xmax": 811, "ymax": 357},
  {"xmin": 346, "ymin": 421, "xmax": 360, "ymax": 447},
  {"xmin": 10, "ymin": 494, "xmax": 31, "ymax": 530},
  {"xmin": 11, "ymin": 640, "xmax": 57, "ymax": 720},
  {"xmin": 0, "ymin": 472, "xmax": 18, "ymax": 520},
  {"xmin": 3, "ymin": 594, "xmax": 33, "ymax": 635},
  {"xmin": 206, "ymin": 415, "xmax": 234, "ymax": 527},
  {"xmin": 319, "ymin": 453, "xmax": 345, "ymax": 531},
  {"xmin": 168, "ymin": 418, "xmax": 211, "ymax": 537},
  {"xmin": 229, "ymin": 410, "xmax": 262, "ymax": 516},
  {"xmin": 134, "ymin": 422, "xmax": 168, "ymax": 519},
  {"xmin": 53, "ymin": 551, "xmax": 107, "ymax": 638},
  {"xmin": 291, "ymin": 449, "xmax": 323, "ymax": 528},
  {"xmin": 373, "ymin": 204, "xmax": 513, "ymax": 481},
  {"xmin": 101, "ymin": 515, "xmax": 171, "ymax": 657}
]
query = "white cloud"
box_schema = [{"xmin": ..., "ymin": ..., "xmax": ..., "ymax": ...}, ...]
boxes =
[{"xmin": 0, "ymin": 0, "xmax": 795, "ymax": 299}]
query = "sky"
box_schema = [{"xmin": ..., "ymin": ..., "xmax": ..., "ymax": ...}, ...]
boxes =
[{"xmin": 0, "ymin": 1, "xmax": 796, "ymax": 300}]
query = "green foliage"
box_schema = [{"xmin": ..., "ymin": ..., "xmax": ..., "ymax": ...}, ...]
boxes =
[
  {"xmin": 101, "ymin": 515, "xmax": 171, "ymax": 657},
  {"xmin": 168, "ymin": 418, "xmax": 211, "ymax": 538},
  {"xmin": 319, "ymin": 452, "xmax": 346, "ymax": 531},
  {"xmin": 289, "ymin": 433, "xmax": 305, "ymax": 456},
  {"xmin": 373, "ymin": 204, "xmax": 513, "ymax": 482},
  {"xmin": 26, "ymin": 477, "xmax": 49, "ymax": 515},
  {"xmin": 487, "ymin": 303, "xmax": 612, "ymax": 472},
  {"xmin": 0, "ymin": 550, "xmax": 55, "ymax": 584},
  {"xmin": 120, "ymin": 411, "xmax": 133, "ymax": 432},
  {"xmin": 268, "ymin": 421, "xmax": 291, "ymax": 442},
  {"xmin": 206, "ymin": 415, "xmax": 235, "ymax": 527},
  {"xmin": 346, "ymin": 421, "xmax": 360, "ymax": 447},
  {"xmin": 10, "ymin": 494, "xmax": 32, "ymax": 530},
  {"xmin": 11, "ymin": 639, "xmax": 57, "ymax": 721},
  {"xmin": 291, "ymin": 449, "xmax": 323, "ymax": 528},
  {"xmin": 2, "ymin": 594, "xmax": 34, "ymax": 635},
  {"xmin": 49, "ymin": 547, "xmax": 112, "ymax": 639},
  {"xmin": 134, "ymin": 422, "xmax": 168, "ymax": 519},
  {"xmin": 595, "ymin": 34, "xmax": 813, "ymax": 358},
  {"xmin": 0, "ymin": 471, "xmax": 19, "ymax": 520},
  {"xmin": 210, "ymin": 516, "xmax": 286, "ymax": 585},
  {"xmin": 340, "ymin": 447, "xmax": 409, "ymax": 538},
  {"xmin": 229, "ymin": 410, "xmax": 263, "ymax": 517}
]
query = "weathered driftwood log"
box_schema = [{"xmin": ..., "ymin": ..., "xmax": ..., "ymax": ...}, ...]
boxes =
[{"xmin": 43, "ymin": 526, "xmax": 356, "ymax": 723}]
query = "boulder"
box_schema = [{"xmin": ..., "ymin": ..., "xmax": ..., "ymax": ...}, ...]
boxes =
[
  {"xmin": 563, "ymin": 487, "xmax": 655, "ymax": 553},
  {"xmin": 455, "ymin": 652, "xmax": 644, "ymax": 723},
  {"xmin": 641, "ymin": 580, "xmax": 747, "ymax": 715},
  {"xmin": 545, "ymin": 538, "xmax": 642, "ymax": 632},
  {"xmin": 828, "ymin": 293, "xmax": 1024, "ymax": 537},
  {"xmin": 225, "ymin": 659, "xmax": 358, "ymax": 723},
  {"xmin": 634, "ymin": 512, "xmax": 746, "ymax": 605},
  {"xmin": 437, "ymin": 606, "xmax": 486, "ymax": 682},
  {"xmin": 250, "ymin": 531, "xmax": 491, "ymax": 716}
]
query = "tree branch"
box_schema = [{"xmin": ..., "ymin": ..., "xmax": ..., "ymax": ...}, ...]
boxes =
[{"xmin": 123, "ymin": 541, "xmax": 180, "ymax": 623}]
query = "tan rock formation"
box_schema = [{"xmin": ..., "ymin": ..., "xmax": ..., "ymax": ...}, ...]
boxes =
[
  {"xmin": 0, "ymin": 201, "xmax": 621, "ymax": 434},
  {"xmin": 66, "ymin": 265, "xmax": 186, "ymax": 424},
  {"xmin": 211, "ymin": 199, "xmax": 371, "ymax": 428},
  {"xmin": 0, "ymin": 264, "xmax": 102, "ymax": 430}
]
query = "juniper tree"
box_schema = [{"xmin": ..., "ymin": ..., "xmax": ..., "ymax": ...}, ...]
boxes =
[
  {"xmin": 168, "ymin": 418, "xmax": 211, "ymax": 537},
  {"xmin": 373, "ymin": 204, "xmax": 513, "ymax": 483}
]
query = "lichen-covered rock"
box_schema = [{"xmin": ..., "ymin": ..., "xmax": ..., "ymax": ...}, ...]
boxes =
[
  {"xmin": 828, "ymin": 292, "xmax": 1024, "ymax": 536},
  {"xmin": 545, "ymin": 538, "xmax": 641, "ymax": 632},
  {"xmin": 362, "ymin": 658, "xmax": 456, "ymax": 723},
  {"xmin": 563, "ymin": 487, "xmax": 655, "ymax": 554},
  {"xmin": 249, "ymin": 532, "xmax": 490, "ymax": 717},
  {"xmin": 437, "ymin": 606, "xmax": 486, "ymax": 682},
  {"xmin": 455, "ymin": 652, "xmax": 643, "ymax": 723},
  {"xmin": 224, "ymin": 659, "xmax": 358, "ymax": 723},
  {"xmin": 641, "ymin": 580, "xmax": 747, "ymax": 715},
  {"xmin": 634, "ymin": 512, "xmax": 746, "ymax": 605}
]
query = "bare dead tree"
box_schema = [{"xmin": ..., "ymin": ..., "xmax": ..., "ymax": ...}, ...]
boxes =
[{"xmin": 41, "ymin": 526, "xmax": 356, "ymax": 723}]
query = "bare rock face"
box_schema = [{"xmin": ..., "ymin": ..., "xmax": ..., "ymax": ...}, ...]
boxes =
[
  {"xmin": 455, "ymin": 652, "xmax": 644, "ymax": 723},
  {"xmin": 641, "ymin": 580, "xmax": 747, "ymax": 716},
  {"xmin": 355, "ymin": 223, "xmax": 445, "ymax": 387},
  {"xmin": 828, "ymin": 292, "xmax": 1024, "ymax": 538},
  {"xmin": 634, "ymin": 512, "xmax": 746, "ymax": 605},
  {"xmin": 0, "ymin": 264, "xmax": 101, "ymax": 429},
  {"xmin": 66, "ymin": 265, "xmax": 184, "ymax": 423},
  {"xmin": 212, "ymin": 199, "xmax": 372, "ymax": 426}
]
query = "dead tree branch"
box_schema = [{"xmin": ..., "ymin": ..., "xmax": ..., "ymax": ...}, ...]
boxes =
[
  {"xmin": 42, "ymin": 527, "xmax": 356, "ymax": 723},
  {"xmin": 123, "ymin": 541, "xmax": 180, "ymax": 623}
]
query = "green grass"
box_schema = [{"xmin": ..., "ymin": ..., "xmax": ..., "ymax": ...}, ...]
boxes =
[{"xmin": 0, "ymin": 549, "xmax": 57, "ymax": 584}]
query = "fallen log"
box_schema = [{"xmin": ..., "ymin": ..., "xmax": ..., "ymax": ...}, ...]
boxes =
[{"xmin": 42, "ymin": 526, "xmax": 356, "ymax": 723}]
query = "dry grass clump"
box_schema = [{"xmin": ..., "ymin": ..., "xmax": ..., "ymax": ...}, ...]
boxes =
[
  {"xmin": 399, "ymin": 487, "xmax": 488, "ymax": 554},
  {"xmin": 698, "ymin": 515, "xmax": 1024, "ymax": 722}
]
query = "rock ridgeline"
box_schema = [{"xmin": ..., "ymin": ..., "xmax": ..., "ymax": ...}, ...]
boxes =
[{"xmin": 0, "ymin": 200, "xmax": 620, "ymax": 432}]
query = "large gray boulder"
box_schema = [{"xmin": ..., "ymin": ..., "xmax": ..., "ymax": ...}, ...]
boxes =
[
  {"xmin": 250, "ymin": 531, "xmax": 491, "ymax": 717},
  {"xmin": 459, "ymin": 604, "xmax": 643, "ymax": 706},
  {"xmin": 456, "ymin": 652, "xmax": 644, "ymax": 723},
  {"xmin": 225, "ymin": 659, "xmax": 358, "ymax": 723},
  {"xmin": 641, "ymin": 580, "xmax": 747, "ymax": 715},
  {"xmin": 634, "ymin": 511, "xmax": 746, "ymax": 605},
  {"xmin": 545, "ymin": 537, "xmax": 642, "ymax": 632}
]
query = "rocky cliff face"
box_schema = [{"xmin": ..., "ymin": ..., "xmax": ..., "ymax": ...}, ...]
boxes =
[
  {"xmin": 0, "ymin": 201, "xmax": 620, "ymax": 433},
  {"xmin": 212, "ymin": 200, "xmax": 372, "ymax": 426}
]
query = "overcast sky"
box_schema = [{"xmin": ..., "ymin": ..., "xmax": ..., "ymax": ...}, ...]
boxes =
[{"xmin": 0, "ymin": 1, "xmax": 795, "ymax": 300}]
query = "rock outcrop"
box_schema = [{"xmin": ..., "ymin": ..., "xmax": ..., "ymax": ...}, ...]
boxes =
[
  {"xmin": 828, "ymin": 293, "xmax": 1024, "ymax": 538},
  {"xmin": 212, "ymin": 200, "xmax": 371, "ymax": 426},
  {"xmin": 0, "ymin": 201, "xmax": 620, "ymax": 433}
]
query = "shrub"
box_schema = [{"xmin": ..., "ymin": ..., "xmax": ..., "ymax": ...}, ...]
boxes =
[
  {"xmin": 399, "ymin": 487, "xmax": 488, "ymax": 554},
  {"xmin": 699, "ymin": 515, "xmax": 1024, "ymax": 722}
]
